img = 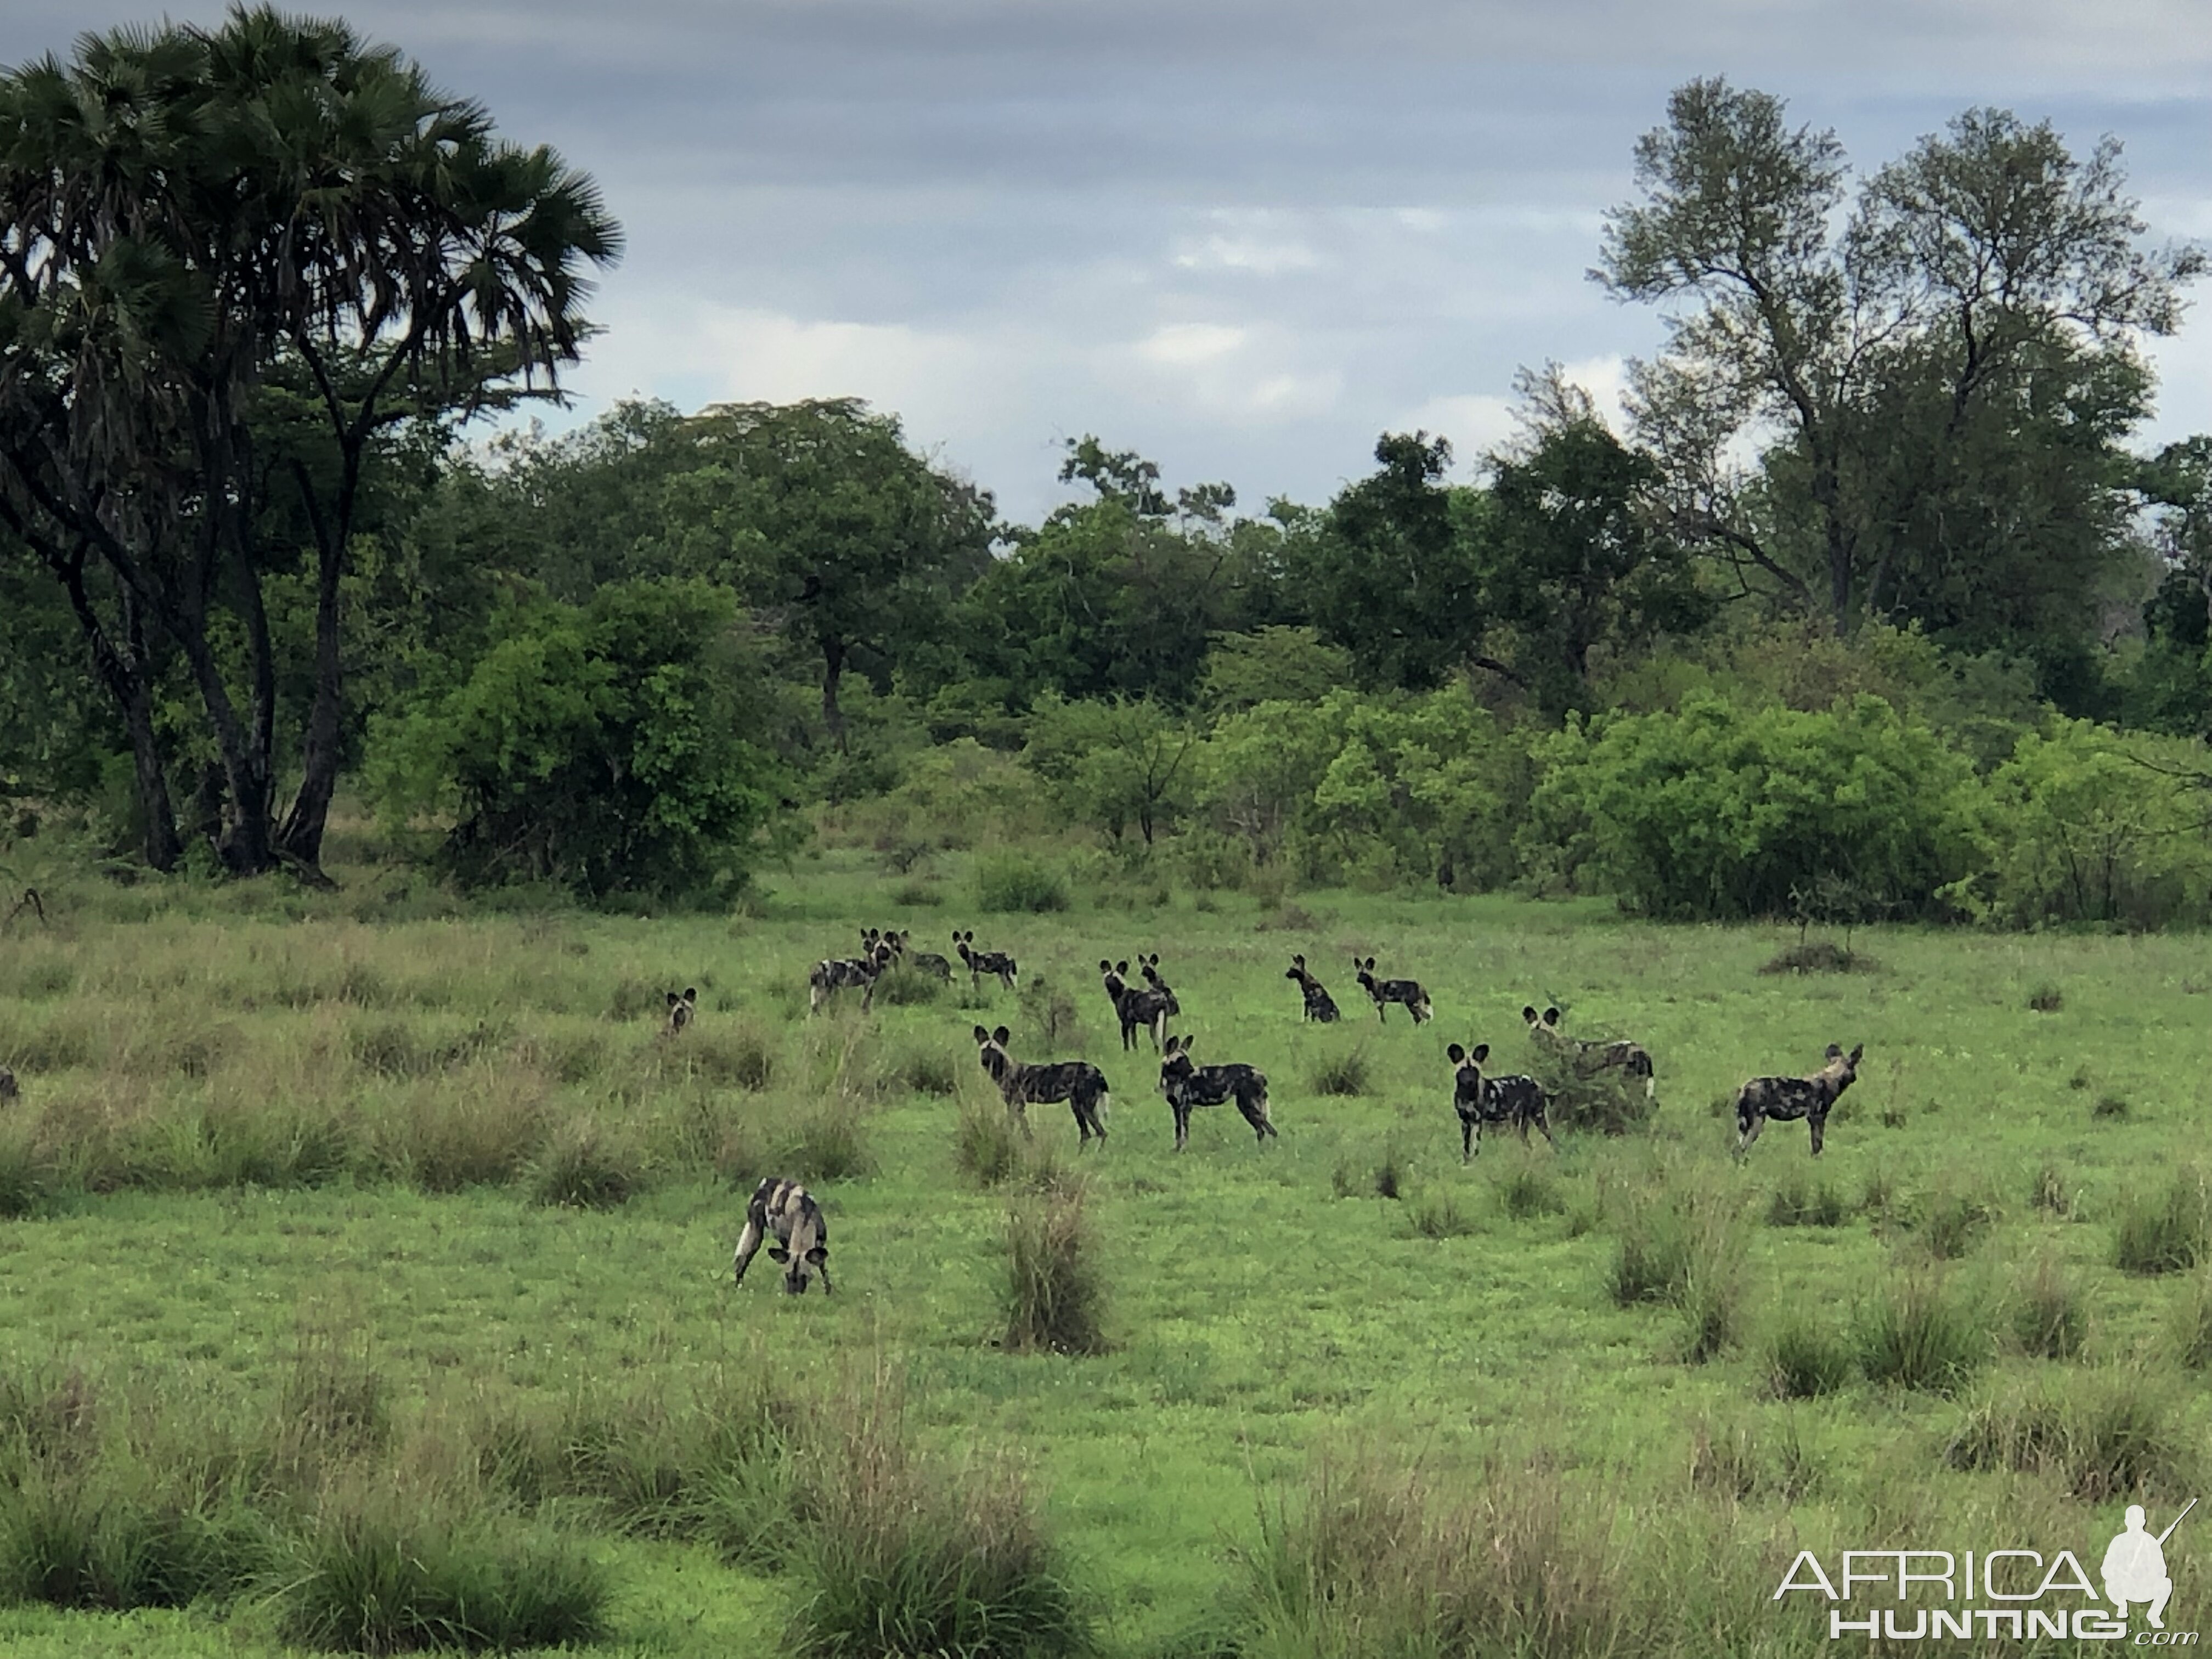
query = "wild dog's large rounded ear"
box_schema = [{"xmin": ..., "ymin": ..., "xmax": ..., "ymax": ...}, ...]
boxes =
[
  {"xmin": 1521, "ymin": 1006, "xmax": 1537, "ymax": 1023},
  {"xmin": 684, "ymin": 988, "xmax": 697, "ymax": 1002},
  {"xmin": 1362, "ymin": 956, "xmax": 1375, "ymax": 970},
  {"xmin": 804, "ymin": 1245, "xmax": 827, "ymax": 1265},
  {"xmin": 1099, "ymin": 960, "xmax": 1112, "ymax": 973},
  {"xmin": 1472, "ymin": 1043, "xmax": 1489, "ymax": 1064},
  {"xmin": 992, "ymin": 1025, "xmax": 1012, "ymax": 1045},
  {"xmin": 1115, "ymin": 960, "xmax": 1130, "ymax": 975},
  {"xmin": 973, "ymin": 1025, "xmax": 990, "ymax": 1043},
  {"xmin": 1447, "ymin": 1043, "xmax": 1466, "ymax": 1064},
  {"xmin": 1848, "ymin": 1043, "xmax": 1865, "ymax": 1064},
  {"xmin": 1293, "ymin": 953, "xmax": 1305, "ymax": 967},
  {"xmin": 1147, "ymin": 953, "xmax": 1159, "ymax": 967},
  {"xmin": 1544, "ymin": 1007, "xmax": 1560, "ymax": 1025},
  {"xmin": 667, "ymin": 991, "xmax": 680, "ymax": 1007},
  {"xmin": 766, "ymin": 1245, "xmax": 791, "ymax": 1262}
]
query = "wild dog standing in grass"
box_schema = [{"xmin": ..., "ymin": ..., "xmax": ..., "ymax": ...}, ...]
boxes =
[
  {"xmin": 808, "ymin": 936, "xmax": 894, "ymax": 1014},
  {"xmin": 1158, "ymin": 1034, "xmax": 1276, "ymax": 1152},
  {"xmin": 955, "ymin": 930, "xmax": 1019, "ymax": 992},
  {"xmin": 732, "ymin": 1176, "xmax": 833, "ymax": 1295},
  {"xmin": 1101, "ymin": 960, "xmax": 1175, "ymax": 1052},
  {"xmin": 1523, "ymin": 1004, "xmax": 1654, "ymax": 1099},
  {"xmin": 1355, "ymin": 957, "xmax": 1432, "ymax": 1025},
  {"xmin": 1447, "ymin": 1042, "xmax": 1553, "ymax": 1163},
  {"xmin": 1285, "ymin": 955, "xmax": 1340, "ymax": 1023},
  {"xmin": 973, "ymin": 1025, "xmax": 1110, "ymax": 1146},
  {"xmin": 1734, "ymin": 1042, "xmax": 1863, "ymax": 1159},
  {"xmin": 901, "ymin": 929, "xmax": 953, "ymax": 981},
  {"xmin": 663, "ymin": 988, "xmax": 698, "ymax": 1035}
]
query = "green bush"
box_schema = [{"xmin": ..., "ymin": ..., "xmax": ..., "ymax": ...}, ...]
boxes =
[
  {"xmin": 974, "ymin": 854, "xmax": 1070, "ymax": 915},
  {"xmin": 1003, "ymin": 1189, "xmax": 1107, "ymax": 1355},
  {"xmin": 1766, "ymin": 1316, "xmax": 1853, "ymax": 1398},
  {"xmin": 2113, "ymin": 1173, "xmax": 2209, "ymax": 1275},
  {"xmin": 367, "ymin": 579, "xmax": 786, "ymax": 903},
  {"xmin": 1856, "ymin": 1276, "xmax": 1985, "ymax": 1394},
  {"xmin": 1526, "ymin": 693, "xmax": 1978, "ymax": 919},
  {"xmin": 1946, "ymin": 1373, "xmax": 2191, "ymax": 1501}
]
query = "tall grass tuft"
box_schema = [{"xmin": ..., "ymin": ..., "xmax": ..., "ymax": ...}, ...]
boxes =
[
  {"xmin": 974, "ymin": 854, "xmax": 1070, "ymax": 915},
  {"xmin": 2113, "ymin": 1171, "xmax": 2209, "ymax": 1274},
  {"xmin": 1765, "ymin": 1314, "xmax": 1854, "ymax": 1399},
  {"xmin": 1946, "ymin": 1372, "xmax": 2193, "ymax": 1500},
  {"xmin": 788, "ymin": 1390, "xmax": 1096, "ymax": 1659},
  {"xmin": 0, "ymin": 1472, "xmax": 270, "ymax": 1612},
  {"xmin": 530, "ymin": 1118, "xmax": 646, "ymax": 1210},
  {"xmin": 956, "ymin": 1099, "xmax": 1027, "ymax": 1189},
  {"xmin": 2011, "ymin": 1255, "xmax": 2089, "ymax": 1361},
  {"xmin": 1002, "ymin": 1188, "xmax": 1107, "ymax": 1356},
  {"xmin": 1307, "ymin": 1048, "xmax": 1369, "ymax": 1097},
  {"xmin": 272, "ymin": 1491, "xmax": 611, "ymax": 1654},
  {"xmin": 1765, "ymin": 1172, "xmax": 1847, "ymax": 1228},
  {"xmin": 1917, "ymin": 1182, "xmax": 1997, "ymax": 1260},
  {"xmin": 2171, "ymin": 1269, "xmax": 2212, "ymax": 1371},
  {"xmin": 1607, "ymin": 1180, "xmax": 1746, "ymax": 1362},
  {"xmin": 1498, "ymin": 1166, "xmax": 1565, "ymax": 1220},
  {"xmin": 0, "ymin": 1120, "xmax": 60, "ymax": 1218},
  {"xmin": 1855, "ymin": 1274, "xmax": 1986, "ymax": 1394},
  {"xmin": 1409, "ymin": 1190, "xmax": 1477, "ymax": 1238}
]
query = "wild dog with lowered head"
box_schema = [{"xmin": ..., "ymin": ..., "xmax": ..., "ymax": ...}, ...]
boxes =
[
  {"xmin": 1446, "ymin": 1042, "xmax": 1553, "ymax": 1163},
  {"xmin": 664, "ymin": 988, "xmax": 698, "ymax": 1035},
  {"xmin": 1355, "ymin": 957, "xmax": 1432, "ymax": 1025},
  {"xmin": 955, "ymin": 930, "xmax": 1019, "ymax": 992},
  {"xmin": 1158, "ymin": 1034, "xmax": 1277, "ymax": 1152},
  {"xmin": 808, "ymin": 935, "xmax": 894, "ymax": 1014},
  {"xmin": 1734, "ymin": 1043, "xmax": 1863, "ymax": 1159},
  {"xmin": 897, "ymin": 929, "xmax": 953, "ymax": 981},
  {"xmin": 973, "ymin": 1025, "xmax": 1110, "ymax": 1146},
  {"xmin": 1523, "ymin": 1005, "xmax": 1654, "ymax": 1099},
  {"xmin": 732, "ymin": 1176, "xmax": 833, "ymax": 1294},
  {"xmin": 1285, "ymin": 955, "xmax": 1340, "ymax": 1023},
  {"xmin": 1100, "ymin": 960, "xmax": 1175, "ymax": 1052}
]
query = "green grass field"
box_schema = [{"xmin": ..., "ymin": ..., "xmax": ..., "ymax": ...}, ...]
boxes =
[{"xmin": 0, "ymin": 849, "xmax": 2207, "ymax": 1655}]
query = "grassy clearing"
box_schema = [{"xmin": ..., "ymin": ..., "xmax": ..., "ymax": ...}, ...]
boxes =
[{"xmin": 1, "ymin": 852, "xmax": 2210, "ymax": 1653}]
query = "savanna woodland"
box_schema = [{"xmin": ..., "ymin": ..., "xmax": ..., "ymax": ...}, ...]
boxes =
[{"xmin": 3, "ymin": 12, "xmax": 2212, "ymax": 1659}]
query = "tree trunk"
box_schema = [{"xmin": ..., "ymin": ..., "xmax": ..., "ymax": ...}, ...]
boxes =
[
  {"xmin": 54, "ymin": 558, "xmax": 182, "ymax": 871},
  {"xmin": 174, "ymin": 616, "xmax": 275, "ymax": 874},
  {"xmin": 821, "ymin": 637, "xmax": 848, "ymax": 753},
  {"xmin": 277, "ymin": 524, "xmax": 345, "ymax": 871}
]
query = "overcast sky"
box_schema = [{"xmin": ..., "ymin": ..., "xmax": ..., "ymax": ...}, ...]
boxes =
[{"xmin": 13, "ymin": 0, "xmax": 2212, "ymax": 520}]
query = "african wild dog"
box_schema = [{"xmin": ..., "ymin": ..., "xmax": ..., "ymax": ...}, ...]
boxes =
[
  {"xmin": 1137, "ymin": 952, "xmax": 1177, "ymax": 1005},
  {"xmin": 731, "ymin": 1176, "xmax": 833, "ymax": 1294},
  {"xmin": 1158, "ymin": 1034, "xmax": 1277, "ymax": 1152},
  {"xmin": 899, "ymin": 929, "xmax": 953, "ymax": 981},
  {"xmin": 1100, "ymin": 960, "xmax": 1176, "ymax": 1053},
  {"xmin": 808, "ymin": 935, "xmax": 894, "ymax": 1014},
  {"xmin": 664, "ymin": 988, "xmax": 698, "ymax": 1035},
  {"xmin": 1355, "ymin": 957, "xmax": 1432, "ymax": 1025},
  {"xmin": 1734, "ymin": 1042, "xmax": 1863, "ymax": 1159},
  {"xmin": 1446, "ymin": 1042, "xmax": 1554, "ymax": 1163},
  {"xmin": 1285, "ymin": 955, "xmax": 1340, "ymax": 1023},
  {"xmin": 955, "ymin": 930, "xmax": 1019, "ymax": 992},
  {"xmin": 1523, "ymin": 1005, "xmax": 1654, "ymax": 1099},
  {"xmin": 973, "ymin": 1025, "xmax": 1110, "ymax": 1146}
]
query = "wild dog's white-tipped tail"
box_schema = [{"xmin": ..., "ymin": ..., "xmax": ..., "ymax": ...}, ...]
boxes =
[{"xmin": 1645, "ymin": 1076, "xmax": 1657, "ymax": 1101}]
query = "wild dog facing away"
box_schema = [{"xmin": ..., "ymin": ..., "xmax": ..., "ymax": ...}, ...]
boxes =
[
  {"xmin": 1355, "ymin": 958, "xmax": 1432, "ymax": 1025},
  {"xmin": 955, "ymin": 930, "xmax": 1019, "ymax": 992},
  {"xmin": 1101, "ymin": 960, "xmax": 1176, "ymax": 1053},
  {"xmin": 1158, "ymin": 1034, "xmax": 1277, "ymax": 1153},
  {"xmin": 1523, "ymin": 1005, "xmax": 1655, "ymax": 1099},
  {"xmin": 1734, "ymin": 1042, "xmax": 1864, "ymax": 1159},
  {"xmin": 663, "ymin": 988, "xmax": 697, "ymax": 1035},
  {"xmin": 732, "ymin": 1176, "xmax": 833, "ymax": 1295},
  {"xmin": 1446, "ymin": 1042, "xmax": 1554, "ymax": 1163},
  {"xmin": 1285, "ymin": 955, "xmax": 1340, "ymax": 1023},
  {"xmin": 973, "ymin": 1024, "xmax": 1111, "ymax": 1147}
]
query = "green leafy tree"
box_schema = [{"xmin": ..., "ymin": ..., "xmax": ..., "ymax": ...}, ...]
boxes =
[
  {"xmin": 0, "ymin": 7, "xmax": 618, "ymax": 874},
  {"xmin": 1020, "ymin": 695, "xmax": 1196, "ymax": 845},
  {"xmin": 369, "ymin": 581, "xmax": 785, "ymax": 901},
  {"xmin": 1600, "ymin": 81, "xmax": 2200, "ymax": 653}
]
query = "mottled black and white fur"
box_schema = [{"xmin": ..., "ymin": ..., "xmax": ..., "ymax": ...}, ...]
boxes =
[
  {"xmin": 732, "ymin": 1176, "xmax": 832, "ymax": 1294},
  {"xmin": 974, "ymin": 1024, "xmax": 1110, "ymax": 1146},
  {"xmin": 1523, "ymin": 1005, "xmax": 1654, "ymax": 1099},
  {"xmin": 1285, "ymin": 955, "xmax": 1340, "ymax": 1023},
  {"xmin": 1158, "ymin": 1034, "xmax": 1277, "ymax": 1152},
  {"xmin": 1101, "ymin": 960, "xmax": 1176, "ymax": 1052},
  {"xmin": 1446, "ymin": 1042, "xmax": 1554, "ymax": 1163},
  {"xmin": 1734, "ymin": 1043, "xmax": 1863, "ymax": 1159},
  {"xmin": 955, "ymin": 930, "xmax": 1019, "ymax": 992},
  {"xmin": 664, "ymin": 988, "xmax": 697, "ymax": 1035},
  {"xmin": 1355, "ymin": 957, "xmax": 1432, "ymax": 1025}
]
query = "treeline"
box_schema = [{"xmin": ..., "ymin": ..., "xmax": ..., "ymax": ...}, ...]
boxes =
[{"xmin": 2, "ymin": 21, "xmax": 2211, "ymax": 924}]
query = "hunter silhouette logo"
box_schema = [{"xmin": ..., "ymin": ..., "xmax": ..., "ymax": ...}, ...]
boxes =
[{"xmin": 2105, "ymin": 1500, "xmax": 2192, "ymax": 1631}]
